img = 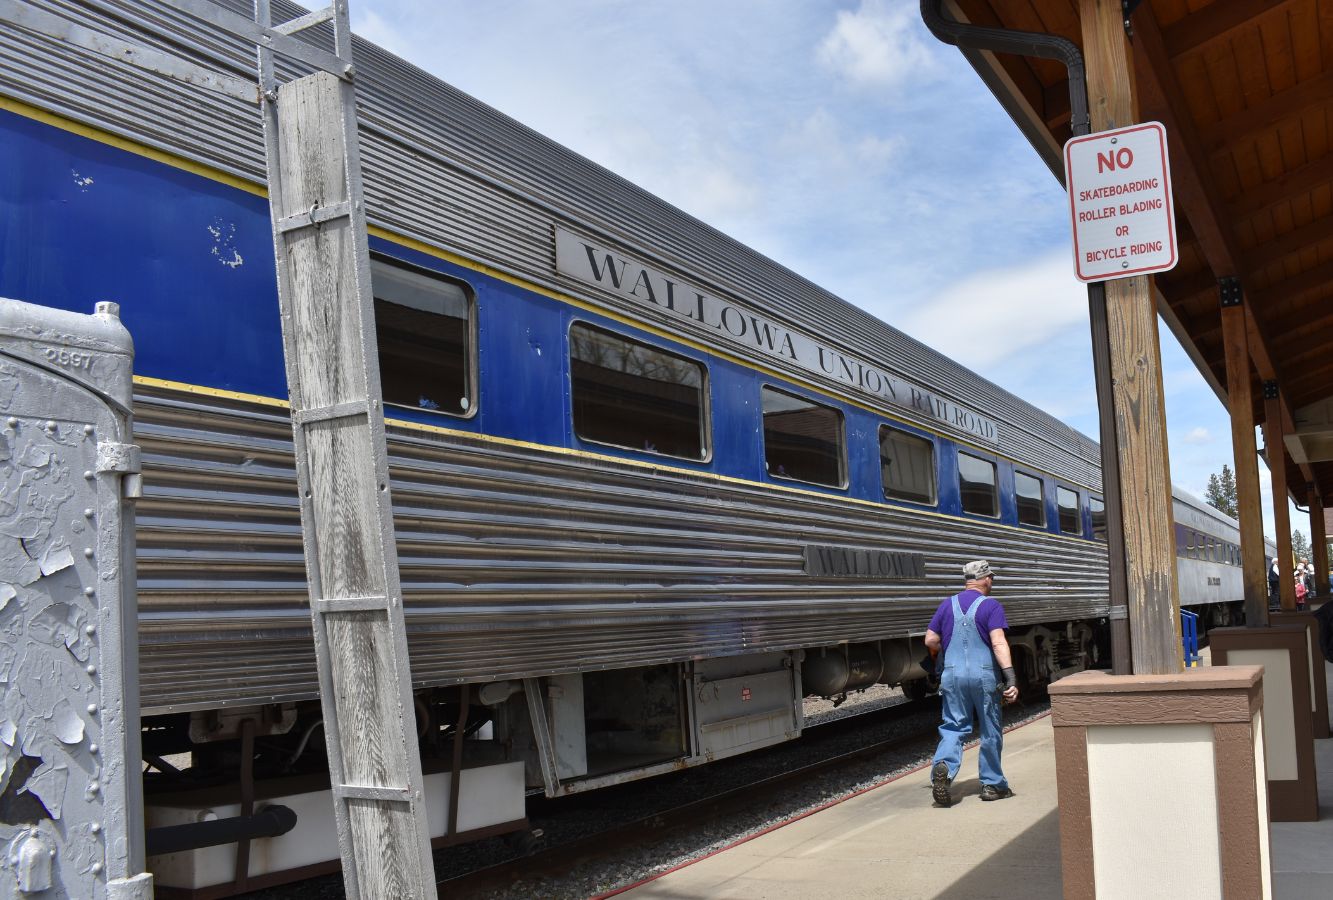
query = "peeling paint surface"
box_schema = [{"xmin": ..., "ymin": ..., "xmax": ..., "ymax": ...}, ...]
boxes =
[
  {"xmin": 0, "ymin": 410, "xmax": 107, "ymax": 897},
  {"xmin": 206, "ymin": 219, "xmax": 244, "ymax": 269}
]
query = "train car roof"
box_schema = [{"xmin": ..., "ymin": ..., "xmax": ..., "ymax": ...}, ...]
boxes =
[{"xmin": 1, "ymin": 0, "xmax": 1101, "ymax": 485}]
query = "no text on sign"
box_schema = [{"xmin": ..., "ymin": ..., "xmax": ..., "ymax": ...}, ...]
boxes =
[{"xmin": 1064, "ymin": 121, "xmax": 1177, "ymax": 283}]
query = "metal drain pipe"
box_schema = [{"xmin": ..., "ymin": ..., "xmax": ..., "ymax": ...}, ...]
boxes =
[
  {"xmin": 144, "ymin": 805, "xmax": 298, "ymax": 857},
  {"xmin": 920, "ymin": 0, "xmax": 1132, "ymax": 675}
]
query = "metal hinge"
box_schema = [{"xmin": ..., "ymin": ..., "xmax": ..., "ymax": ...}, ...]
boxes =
[
  {"xmin": 97, "ymin": 441, "xmax": 143, "ymax": 499},
  {"xmin": 1219, "ymin": 277, "xmax": 1243, "ymax": 308},
  {"xmin": 1122, "ymin": 0, "xmax": 1142, "ymax": 38}
]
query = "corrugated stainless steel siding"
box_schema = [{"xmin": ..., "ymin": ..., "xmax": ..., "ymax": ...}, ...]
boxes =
[
  {"xmin": 1, "ymin": 0, "xmax": 1100, "ymax": 486},
  {"xmin": 134, "ymin": 387, "xmax": 1109, "ymax": 714}
]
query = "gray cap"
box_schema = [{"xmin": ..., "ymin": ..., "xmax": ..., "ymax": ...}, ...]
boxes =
[{"xmin": 964, "ymin": 559, "xmax": 994, "ymax": 581}]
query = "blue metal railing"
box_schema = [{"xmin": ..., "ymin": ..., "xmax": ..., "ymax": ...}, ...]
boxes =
[{"xmin": 1181, "ymin": 610, "xmax": 1202, "ymax": 667}]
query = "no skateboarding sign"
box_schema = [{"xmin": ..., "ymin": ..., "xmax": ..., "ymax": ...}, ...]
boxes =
[{"xmin": 1064, "ymin": 122, "xmax": 1177, "ymax": 283}]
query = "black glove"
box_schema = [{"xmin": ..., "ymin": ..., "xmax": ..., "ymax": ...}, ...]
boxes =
[
  {"xmin": 1002, "ymin": 667, "xmax": 1017, "ymax": 691},
  {"xmin": 920, "ymin": 653, "xmax": 940, "ymax": 691}
]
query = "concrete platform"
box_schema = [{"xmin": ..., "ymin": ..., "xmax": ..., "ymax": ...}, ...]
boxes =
[{"xmin": 621, "ymin": 652, "xmax": 1333, "ymax": 900}]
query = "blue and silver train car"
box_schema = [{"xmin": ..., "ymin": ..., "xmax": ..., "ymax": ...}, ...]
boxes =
[
  {"xmin": 0, "ymin": 0, "xmax": 1238, "ymax": 891},
  {"xmin": 1173, "ymin": 487, "xmax": 1276, "ymax": 625}
]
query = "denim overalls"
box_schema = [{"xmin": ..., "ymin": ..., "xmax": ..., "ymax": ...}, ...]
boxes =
[{"xmin": 930, "ymin": 593, "xmax": 1008, "ymax": 789}]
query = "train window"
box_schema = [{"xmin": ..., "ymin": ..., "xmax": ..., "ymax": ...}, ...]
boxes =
[
  {"xmin": 762, "ymin": 387, "xmax": 845, "ymax": 487},
  {"xmin": 1014, "ymin": 471, "xmax": 1045, "ymax": 527},
  {"xmin": 373, "ymin": 258, "xmax": 474, "ymax": 416},
  {"xmin": 1090, "ymin": 496, "xmax": 1107, "ymax": 541},
  {"xmin": 1057, "ymin": 486, "xmax": 1080, "ymax": 534},
  {"xmin": 879, "ymin": 426, "xmax": 935, "ymax": 504},
  {"xmin": 958, "ymin": 452, "xmax": 998, "ymax": 517},
  {"xmin": 570, "ymin": 323, "xmax": 707, "ymax": 460}
]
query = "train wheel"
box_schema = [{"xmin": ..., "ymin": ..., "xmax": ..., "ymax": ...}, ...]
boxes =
[{"xmin": 901, "ymin": 679, "xmax": 932, "ymax": 701}]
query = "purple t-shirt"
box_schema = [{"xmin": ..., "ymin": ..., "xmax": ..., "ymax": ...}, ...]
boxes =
[{"xmin": 928, "ymin": 589, "xmax": 1008, "ymax": 654}]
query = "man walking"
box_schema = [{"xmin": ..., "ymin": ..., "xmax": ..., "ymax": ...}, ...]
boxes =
[{"xmin": 925, "ymin": 559, "xmax": 1018, "ymax": 806}]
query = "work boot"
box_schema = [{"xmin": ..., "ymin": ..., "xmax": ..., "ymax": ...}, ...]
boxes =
[
  {"xmin": 931, "ymin": 762, "xmax": 952, "ymax": 807},
  {"xmin": 980, "ymin": 783, "xmax": 1015, "ymax": 801}
]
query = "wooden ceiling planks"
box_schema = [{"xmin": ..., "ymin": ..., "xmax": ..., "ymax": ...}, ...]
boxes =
[{"xmin": 958, "ymin": 0, "xmax": 1333, "ymax": 499}]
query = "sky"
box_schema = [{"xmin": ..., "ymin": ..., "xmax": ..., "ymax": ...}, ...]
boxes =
[{"xmin": 350, "ymin": 0, "xmax": 1306, "ymax": 541}]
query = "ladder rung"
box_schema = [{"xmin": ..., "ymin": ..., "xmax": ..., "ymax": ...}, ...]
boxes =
[
  {"xmin": 335, "ymin": 784, "xmax": 414, "ymax": 803},
  {"xmin": 271, "ymin": 5, "xmax": 336, "ymax": 36},
  {"xmin": 292, "ymin": 399, "xmax": 370, "ymax": 426},
  {"xmin": 313, "ymin": 596, "xmax": 391, "ymax": 613},
  {"xmin": 277, "ymin": 200, "xmax": 352, "ymax": 234}
]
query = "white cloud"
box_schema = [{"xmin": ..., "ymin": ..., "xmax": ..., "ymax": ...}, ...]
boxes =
[
  {"xmin": 816, "ymin": 0, "xmax": 939, "ymax": 91},
  {"xmin": 1182, "ymin": 426, "xmax": 1212, "ymax": 445},
  {"xmin": 898, "ymin": 251, "xmax": 1089, "ymax": 369}
]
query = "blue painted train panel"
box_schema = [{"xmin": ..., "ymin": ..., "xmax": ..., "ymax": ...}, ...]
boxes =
[
  {"xmin": 0, "ymin": 108, "xmax": 285, "ymax": 399},
  {"xmin": 0, "ymin": 107, "xmax": 1095, "ymax": 542}
]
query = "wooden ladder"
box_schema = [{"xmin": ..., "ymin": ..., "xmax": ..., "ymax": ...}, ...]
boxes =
[{"xmin": 252, "ymin": 2, "xmax": 435, "ymax": 896}]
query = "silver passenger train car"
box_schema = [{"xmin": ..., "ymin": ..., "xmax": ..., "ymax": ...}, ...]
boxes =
[
  {"xmin": 1173, "ymin": 487, "xmax": 1276, "ymax": 627},
  {"xmin": 0, "ymin": 1, "xmax": 1248, "ymax": 891}
]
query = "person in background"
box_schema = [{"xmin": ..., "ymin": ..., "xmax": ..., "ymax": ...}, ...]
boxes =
[
  {"xmin": 1300, "ymin": 558, "xmax": 1315, "ymax": 603},
  {"xmin": 925, "ymin": 560, "xmax": 1018, "ymax": 807},
  {"xmin": 1269, "ymin": 558, "xmax": 1281, "ymax": 610},
  {"xmin": 1296, "ymin": 575, "xmax": 1309, "ymax": 611}
]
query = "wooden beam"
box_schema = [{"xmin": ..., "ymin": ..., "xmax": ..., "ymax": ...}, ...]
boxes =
[
  {"xmin": 1244, "ymin": 212, "xmax": 1333, "ymax": 272},
  {"xmin": 1283, "ymin": 358, "xmax": 1333, "ymax": 405},
  {"xmin": 1228, "ymin": 152, "xmax": 1333, "ymax": 220},
  {"xmin": 1081, "ymin": 0, "xmax": 1181, "ymax": 675},
  {"xmin": 1162, "ymin": 0, "xmax": 1296, "ymax": 59},
  {"xmin": 1254, "ymin": 257, "xmax": 1333, "ymax": 309},
  {"xmin": 1222, "ymin": 289, "xmax": 1271, "ymax": 625},
  {"xmin": 1132, "ymin": 9, "xmax": 1240, "ymax": 276},
  {"xmin": 1264, "ymin": 382, "xmax": 1297, "ymax": 610},
  {"xmin": 1044, "ymin": 79, "xmax": 1072, "ymax": 128},
  {"xmin": 1200, "ymin": 69, "xmax": 1333, "ymax": 156}
]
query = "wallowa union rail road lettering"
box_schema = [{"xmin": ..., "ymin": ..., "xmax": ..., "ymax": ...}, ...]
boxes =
[{"xmin": 555, "ymin": 227, "xmax": 999, "ymax": 443}]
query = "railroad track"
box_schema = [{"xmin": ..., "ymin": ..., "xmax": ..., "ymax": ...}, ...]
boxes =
[{"xmin": 436, "ymin": 697, "xmax": 947, "ymax": 897}]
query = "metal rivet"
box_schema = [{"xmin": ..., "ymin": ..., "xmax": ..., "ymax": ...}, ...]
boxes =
[
  {"xmin": 84, "ymin": 470, "xmax": 94, "ymax": 480},
  {"xmin": 5, "ymin": 417, "xmax": 16, "ymax": 428},
  {"xmin": 86, "ymin": 665, "xmax": 96, "ymax": 676},
  {"xmin": 1121, "ymin": 260, "xmax": 1130, "ymax": 268},
  {"xmin": 1110, "ymin": 137, "xmax": 1118, "ymax": 144},
  {"xmin": 89, "ymin": 743, "xmax": 98, "ymax": 754},
  {"xmin": 84, "ymin": 548, "xmax": 94, "ymax": 558},
  {"xmin": 85, "ymin": 624, "xmax": 96, "ymax": 635},
  {"xmin": 84, "ymin": 425, "xmax": 94, "ymax": 436},
  {"xmin": 84, "ymin": 586, "xmax": 95, "ymax": 596},
  {"xmin": 88, "ymin": 781, "xmax": 99, "ymax": 793},
  {"xmin": 87, "ymin": 704, "xmax": 98, "ymax": 715},
  {"xmin": 91, "ymin": 862, "xmax": 102, "ymax": 875},
  {"xmin": 90, "ymin": 823, "xmax": 101, "ymax": 834},
  {"xmin": 44, "ymin": 420, "xmax": 56, "ymax": 431},
  {"xmin": 84, "ymin": 509, "xmax": 94, "ymax": 518}
]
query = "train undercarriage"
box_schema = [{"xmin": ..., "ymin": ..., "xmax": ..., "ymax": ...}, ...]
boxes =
[{"xmin": 139, "ymin": 617, "xmax": 1110, "ymax": 895}]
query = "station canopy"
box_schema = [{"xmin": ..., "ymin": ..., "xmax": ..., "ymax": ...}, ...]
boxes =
[{"xmin": 951, "ymin": 0, "xmax": 1333, "ymax": 509}]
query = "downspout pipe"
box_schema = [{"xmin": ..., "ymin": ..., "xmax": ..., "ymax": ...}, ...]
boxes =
[
  {"xmin": 920, "ymin": 0, "xmax": 1090, "ymax": 138},
  {"xmin": 919, "ymin": 1, "xmax": 1132, "ymax": 676}
]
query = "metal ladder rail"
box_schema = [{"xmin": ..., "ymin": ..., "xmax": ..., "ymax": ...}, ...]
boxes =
[{"xmin": 252, "ymin": 2, "xmax": 434, "ymax": 897}]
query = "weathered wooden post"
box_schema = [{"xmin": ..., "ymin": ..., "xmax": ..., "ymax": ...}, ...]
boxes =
[
  {"xmin": 1219, "ymin": 281, "xmax": 1270, "ymax": 625},
  {"xmin": 1263, "ymin": 380, "xmax": 1296, "ymax": 611},
  {"xmin": 1047, "ymin": 2, "xmax": 1274, "ymax": 896}
]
